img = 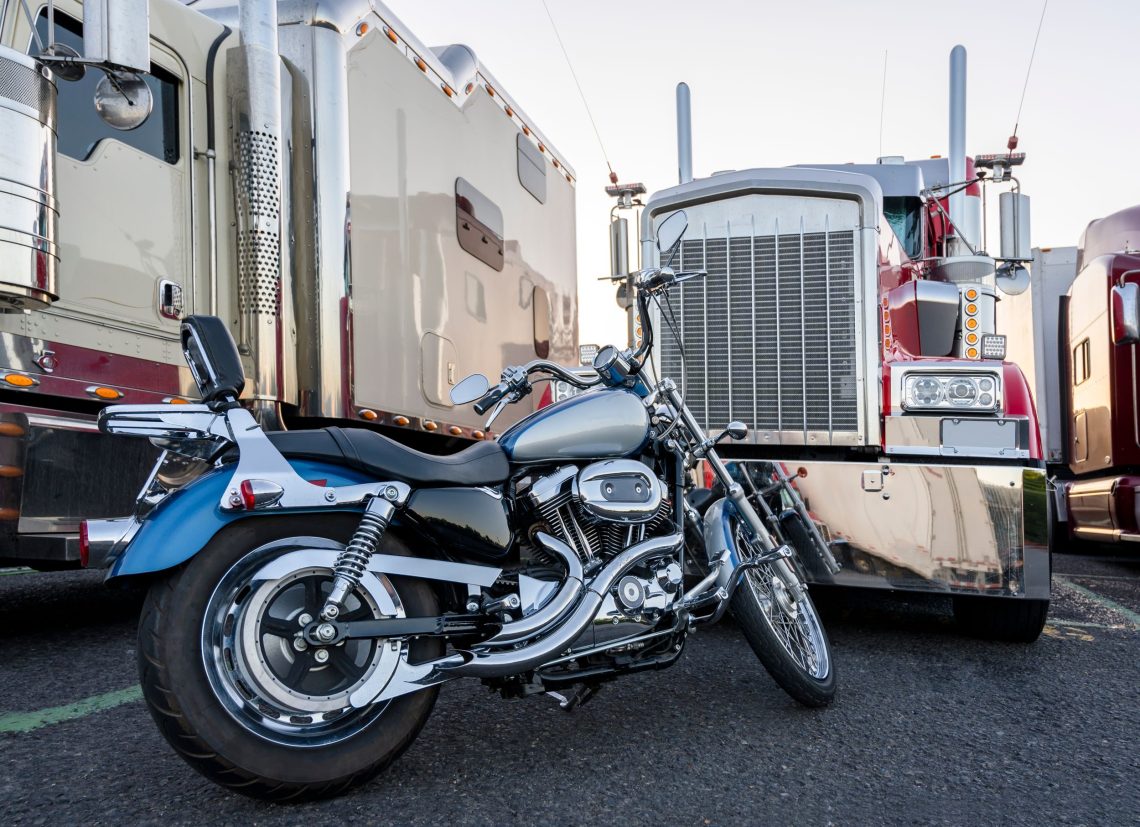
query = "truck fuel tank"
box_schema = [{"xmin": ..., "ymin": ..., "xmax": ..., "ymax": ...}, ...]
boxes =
[{"xmin": 0, "ymin": 46, "xmax": 58, "ymax": 311}]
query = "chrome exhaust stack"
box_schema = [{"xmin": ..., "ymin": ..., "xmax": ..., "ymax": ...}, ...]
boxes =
[
  {"xmin": 441, "ymin": 533, "xmax": 683, "ymax": 679},
  {"xmin": 676, "ymin": 82, "xmax": 693, "ymax": 185},
  {"xmin": 947, "ymin": 45, "xmax": 968, "ymax": 256},
  {"xmin": 229, "ymin": 0, "xmax": 296, "ymax": 422}
]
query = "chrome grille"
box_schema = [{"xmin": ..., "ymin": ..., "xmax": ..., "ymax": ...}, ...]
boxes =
[{"xmin": 658, "ymin": 228, "xmax": 859, "ymax": 442}]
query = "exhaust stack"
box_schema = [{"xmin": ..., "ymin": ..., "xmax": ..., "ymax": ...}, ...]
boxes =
[
  {"xmin": 230, "ymin": 0, "xmax": 295, "ymax": 421},
  {"xmin": 948, "ymin": 45, "xmax": 968, "ymax": 255},
  {"xmin": 676, "ymin": 82, "xmax": 692, "ymax": 184}
]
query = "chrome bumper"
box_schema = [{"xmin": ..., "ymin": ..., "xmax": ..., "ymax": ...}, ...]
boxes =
[{"xmin": 731, "ymin": 459, "xmax": 1049, "ymax": 599}]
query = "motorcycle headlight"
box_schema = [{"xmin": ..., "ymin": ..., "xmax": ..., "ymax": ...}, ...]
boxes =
[{"xmin": 902, "ymin": 372, "xmax": 1000, "ymax": 413}]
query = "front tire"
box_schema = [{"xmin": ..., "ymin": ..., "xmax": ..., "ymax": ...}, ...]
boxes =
[
  {"xmin": 728, "ymin": 517, "xmax": 836, "ymax": 708},
  {"xmin": 138, "ymin": 516, "xmax": 442, "ymax": 801}
]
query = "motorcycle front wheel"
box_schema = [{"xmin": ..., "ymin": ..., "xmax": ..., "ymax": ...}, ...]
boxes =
[
  {"xmin": 728, "ymin": 515, "xmax": 836, "ymax": 707},
  {"xmin": 137, "ymin": 515, "xmax": 442, "ymax": 801}
]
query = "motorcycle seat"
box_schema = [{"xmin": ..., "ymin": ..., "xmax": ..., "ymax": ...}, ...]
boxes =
[{"xmin": 266, "ymin": 427, "xmax": 509, "ymax": 487}]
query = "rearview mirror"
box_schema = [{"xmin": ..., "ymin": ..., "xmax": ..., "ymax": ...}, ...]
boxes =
[
  {"xmin": 450, "ymin": 373, "xmax": 490, "ymax": 405},
  {"xmin": 1111, "ymin": 282, "xmax": 1140, "ymax": 346},
  {"xmin": 655, "ymin": 211, "xmax": 688, "ymax": 255}
]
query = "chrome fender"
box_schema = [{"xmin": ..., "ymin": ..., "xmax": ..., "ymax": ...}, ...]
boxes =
[{"xmin": 701, "ymin": 497, "xmax": 743, "ymax": 596}]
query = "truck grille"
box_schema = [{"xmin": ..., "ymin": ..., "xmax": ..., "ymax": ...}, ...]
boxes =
[{"xmin": 656, "ymin": 230, "xmax": 859, "ymax": 442}]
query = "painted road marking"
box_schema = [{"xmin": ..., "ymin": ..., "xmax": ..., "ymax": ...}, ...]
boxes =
[
  {"xmin": 0, "ymin": 567, "xmax": 34, "ymax": 577},
  {"xmin": 1047, "ymin": 618, "xmax": 1134, "ymax": 631},
  {"xmin": 0, "ymin": 685, "xmax": 142, "ymax": 734},
  {"xmin": 1055, "ymin": 576, "xmax": 1140, "ymax": 629},
  {"xmin": 1042, "ymin": 625, "xmax": 1095, "ymax": 641}
]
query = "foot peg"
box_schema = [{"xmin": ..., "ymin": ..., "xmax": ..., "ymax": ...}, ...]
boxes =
[{"xmin": 547, "ymin": 684, "xmax": 600, "ymax": 711}]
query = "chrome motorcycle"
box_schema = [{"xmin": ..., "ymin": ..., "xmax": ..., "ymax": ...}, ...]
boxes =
[{"xmin": 88, "ymin": 210, "xmax": 834, "ymax": 801}]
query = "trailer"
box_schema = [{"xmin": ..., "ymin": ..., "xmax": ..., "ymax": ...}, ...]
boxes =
[
  {"xmin": 0, "ymin": 0, "xmax": 577, "ymax": 569},
  {"xmin": 999, "ymin": 209, "xmax": 1140, "ymax": 547},
  {"xmin": 640, "ymin": 47, "xmax": 1049, "ymax": 640}
]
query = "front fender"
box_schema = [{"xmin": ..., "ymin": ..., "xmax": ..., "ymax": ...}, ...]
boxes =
[
  {"xmin": 105, "ymin": 459, "xmax": 373, "ymax": 583},
  {"xmin": 702, "ymin": 497, "xmax": 743, "ymax": 584}
]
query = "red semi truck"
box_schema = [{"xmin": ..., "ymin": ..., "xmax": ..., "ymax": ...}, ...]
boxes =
[{"xmin": 1000, "ymin": 206, "xmax": 1140, "ymax": 547}]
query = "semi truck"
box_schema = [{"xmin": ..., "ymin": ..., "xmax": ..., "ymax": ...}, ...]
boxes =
[
  {"xmin": 1000, "ymin": 208, "xmax": 1140, "ymax": 548},
  {"xmin": 640, "ymin": 46, "xmax": 1050, "ymax": 641},
  {"xmin": 0, "ymin": 0, "xmax": 577, "ymax": 569}
]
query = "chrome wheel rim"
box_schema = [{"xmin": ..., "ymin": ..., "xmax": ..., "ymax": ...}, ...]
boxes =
[
  {"xmin": 735, "ymin": 523, "xmax": 831, "ymax": 681},
  {"xmin": 202, "ymin": 537, "xmax": 404, "ymax": 747}
]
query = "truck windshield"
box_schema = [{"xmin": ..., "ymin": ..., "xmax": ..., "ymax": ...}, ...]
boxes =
[{"xmin": 884, "ymin": 197, "xmax": 922, "ymax": 260}]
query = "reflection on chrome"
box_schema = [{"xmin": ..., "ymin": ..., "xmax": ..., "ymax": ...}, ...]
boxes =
[{"xmin": 727, "ymin": 460, "xmax": 1048, "ymax": 599}]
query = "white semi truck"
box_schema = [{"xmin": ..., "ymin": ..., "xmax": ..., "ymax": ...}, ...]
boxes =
[{"xmin": 0, "ymin": 0, "xmax": 578, "ymax": 568}]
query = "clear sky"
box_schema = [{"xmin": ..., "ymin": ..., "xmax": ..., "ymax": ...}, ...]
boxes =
[{"xmin": 392, "ymin": 0, "xmax": 1140, "ymax": 349}]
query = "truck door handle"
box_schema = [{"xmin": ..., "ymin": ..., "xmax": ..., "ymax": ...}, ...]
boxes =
[{"xmin": 159, "ymin": 280, "xmax": 184, "ymax": 320}]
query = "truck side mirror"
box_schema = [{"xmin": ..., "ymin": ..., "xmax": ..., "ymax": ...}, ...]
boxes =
[
  {"xmin": 1111, "ymin": 282, "xmax": 1140, "ymax": 346},
  {"xmin": 999, "ymin": 192, "xmax": 1031, "ymax": 262}
]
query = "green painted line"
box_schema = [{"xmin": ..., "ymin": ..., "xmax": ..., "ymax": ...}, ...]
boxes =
[
  {"xmin": 0, "ymin": 685, "xmax": 142, "ymax": 734},
  {"xmin": 1055, "ymin": 576, "xmax": 1140, "ymax": 629},
  {"xmin": 0, "ymin": 567, "xmax": 34, "ymax": 577},
  {"xmin": 1047, "ymin": 619, "xmax": 1132, "ymax": 630}
]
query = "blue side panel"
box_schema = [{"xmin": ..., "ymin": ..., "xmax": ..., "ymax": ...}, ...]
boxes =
[{"xmin": 106, "ymin": 460, "xmax": 373, "ymax": 582}]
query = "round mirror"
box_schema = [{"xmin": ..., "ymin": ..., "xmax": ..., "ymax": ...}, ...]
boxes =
[
  {"xmin": 450, "ymin": 373, "xmax": 490, "ymax": 405},
  {"xmin": 94, "ymin": 70, "xmax": 153, "ymax": 131},
  {"xmin": 655, "ymin": 210, "xmax": 688, "ymax": 255},
  {"xmin": 995, "ymin": 262, "xmax": 1030, "ymax": 296},
  {"xmin": 42, "ymin": 43, "xmax": 85, "ymax": 82}
]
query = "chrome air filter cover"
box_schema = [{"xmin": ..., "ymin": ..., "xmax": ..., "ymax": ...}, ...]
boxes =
[{"xmin": 573, "ymin": 459, "xmax": 665, "ymax": 524}]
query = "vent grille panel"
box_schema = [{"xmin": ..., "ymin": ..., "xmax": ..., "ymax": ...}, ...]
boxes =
[{"xmin": 660, "ymin": 228, "xmax": 860, "ymax": 442}]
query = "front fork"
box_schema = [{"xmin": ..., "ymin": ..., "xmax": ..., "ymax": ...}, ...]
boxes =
[{"xmin": 664, "ymin": 385, "xmax": 807, "ymax": 601}]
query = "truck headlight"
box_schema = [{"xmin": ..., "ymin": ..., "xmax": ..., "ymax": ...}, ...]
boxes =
[{"xmin": 902, "ymin": 372, "xmax": 1000, "ymax": 412}]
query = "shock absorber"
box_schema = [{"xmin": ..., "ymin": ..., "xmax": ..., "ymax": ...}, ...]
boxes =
[{"xmin": 321, "ymin": 496, "xmax": 396, "ymax": 620}]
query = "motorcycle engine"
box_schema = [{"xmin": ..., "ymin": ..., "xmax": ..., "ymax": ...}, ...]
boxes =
[{"xmin": 524, "ymin": 460, "xmax": 673, "ymax": 562}]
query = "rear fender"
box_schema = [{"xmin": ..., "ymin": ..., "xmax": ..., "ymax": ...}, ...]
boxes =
[{"xmin": 105, "ymin": 459, "xmax": 372, "ymax": 583}]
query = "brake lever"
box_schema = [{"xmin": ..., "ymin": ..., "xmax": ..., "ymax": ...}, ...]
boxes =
[{"xmin": 484, "ymin": 395, "xmax": 512, "ymax": 430}]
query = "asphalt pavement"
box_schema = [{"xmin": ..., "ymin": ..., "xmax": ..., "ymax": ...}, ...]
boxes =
[{"xmin": 1, "ymin": 551, "xmax": 1138, "ymax": 826}]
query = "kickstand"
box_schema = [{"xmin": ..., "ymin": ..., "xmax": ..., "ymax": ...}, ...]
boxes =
[{"xmin": 546, "ymin": 684, "xmax": 600, "ymax": 711}]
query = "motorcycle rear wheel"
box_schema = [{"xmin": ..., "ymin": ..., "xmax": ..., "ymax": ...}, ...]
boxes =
[
  {"xmin": 728, "ymin": 518, "xmax": 836, "ymax": 708},
  {"xmin": 137, "ymin": 515, "xmax": 442, "ymax": 801}
]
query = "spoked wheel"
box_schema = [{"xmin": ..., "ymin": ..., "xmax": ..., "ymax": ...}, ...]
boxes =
[
  {"xmin": 138, "ymin": 516, "xmax": 442, "ymax": 800},
  {"xmin": 729, "ymin": 517, "xmax": 836, "ymax": 707}
]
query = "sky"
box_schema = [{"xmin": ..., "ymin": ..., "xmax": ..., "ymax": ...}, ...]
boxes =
[{"xmin": 391, "ymin": 0, "xmax": 1140, "ymax": 348}]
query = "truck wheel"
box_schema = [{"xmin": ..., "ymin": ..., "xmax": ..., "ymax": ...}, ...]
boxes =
[
  {"xmin": 137, "ymin": 515, "xmax": 443, "ymax": 801},
  {"xmin": 951, "ymin": 596, "xmax": 1049, "ymax": 643}
]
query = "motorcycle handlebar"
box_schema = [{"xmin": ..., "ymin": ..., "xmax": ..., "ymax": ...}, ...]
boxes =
[{"xmin": 473, "ymin": 382, "xmax": 509, "ymax": 415}]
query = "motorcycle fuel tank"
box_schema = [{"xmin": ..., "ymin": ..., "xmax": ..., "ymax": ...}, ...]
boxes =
[{"xmin": 499, "ymin": 389, "xmax": 650, "ymax": 464}]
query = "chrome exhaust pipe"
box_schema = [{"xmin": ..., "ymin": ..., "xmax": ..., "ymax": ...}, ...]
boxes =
[
  {"xmin": 948, "ymin": 45, "xmax": 968, "ymax": 255},
  {"xmin": 482, "ymin": 533, "xmax": 583, "ymax": 646},
  {"xmin": 440, "ymin": 533, "xmax": 683, "ymax": 679},
  {"xmin": 676, "ymin": 82, "xmax": 693, "ymax": 184}
]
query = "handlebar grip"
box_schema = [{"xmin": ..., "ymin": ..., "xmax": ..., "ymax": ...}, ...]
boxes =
[{"xmin": 473, "ymin": 384, "xmax": 507, "ymax": 415}]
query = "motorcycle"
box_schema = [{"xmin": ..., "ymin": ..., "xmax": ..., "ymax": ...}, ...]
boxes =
[{"xmin": 88, "ymin": 210, "xmax": 835, "ymax": 801}]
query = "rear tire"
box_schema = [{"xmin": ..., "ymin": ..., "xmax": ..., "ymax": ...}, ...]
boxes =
[
  {"xmin": 138, "ymin": 516, "xmax": 443, "ymax": 801},
  {"xmin": 952, "ymin": 596, "xmax": 1049, "ymax": 643}
]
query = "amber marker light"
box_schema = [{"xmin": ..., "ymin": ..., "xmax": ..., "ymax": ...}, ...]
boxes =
[
  {"xmin": 966, "ymin": 332, "xmax": 979, "ymax": 345},
  {"xmin": 967, "ymin": 347, "xmax": 979, "ymax": 359},
  {"xmin": 359, "ymin": 409, "xmax": 378, "ymax": 421},
  {"xmin": 522, "ymin": 125, "xmax": 530, "ymax": 136},
  {"xmin": 965, "ymin": 288, "xmax": 978, "ymax": 301},
  {"xmin": 966, "ymin": 303, "xmax": 978, "ymax": 315},
  {"xmin": 356, "ymin": 22, "xmax": 369, "ymax": 36},
  {"xmin": 394, "ymin": 415, "xmax": 409, "ymax": 426},
  {"xmin": 965, "ymin": 318, "xmax": 979, "ymax": 330},
  {"xmin": 424, "ymin": 420, "xmax": 438, "ymax": 432},
  {"xmin": 88, "ymin": 386, "xmax": 123, "ymax": 400},
  {"xmin": 162, "ymin": 396, "xmax": 190, "ymax": 404},
  {"xmin": 441, "ymin": 84, "xmax": 454, "ymax": 97},
  {"xmin": 384, "ymin": 27, "xmax": 397, "ymax": 43},
  {"xmin": 464, "ymin": 83, "xmax": 474, "ymax": 94},
  {"xmin": 538, "ymin": 143, "xmax": 546, "ymax": 153},
  {"xmin": 448, "ymin": 426, "xmax": 463, "ymax": 436},
  {"xmin": 504, "ymin": 105, "xmax": 514, "ymax": 117},
  {"xmin": 473, "ymin": 430, "xmax": 485, "ymax": 439},
  {"xmin": 4, "ymin": 373, "xmax": 36, "ymax": 388},
  {"xmin": 0, "ymin": 423, "xmax": 25, "ymax": 437},
  {"xmin": 414, "ymin": 57, "xmax": 426, "ymax": 72}
]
